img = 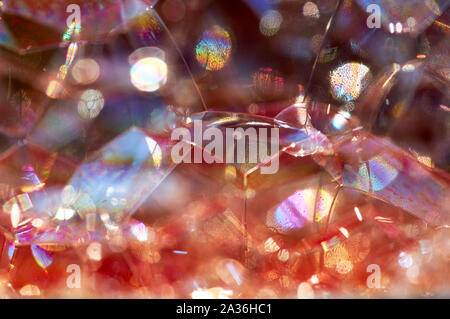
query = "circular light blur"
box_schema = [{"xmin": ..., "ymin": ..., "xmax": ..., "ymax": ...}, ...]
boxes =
[
  {"xmin": 407, "ymin": 17, "xmax": 416, "ymax": 28},
  {"xmin": 20, "ymin": 285, "xmax": 40, "ymax": 296},
  {"xmin": 303, "ymin": 2, "xmax": 320, "ymax": 18},
  {"xmin": 71, "ymin": 58, "xmax": 100, "ymax": 84},
  {"xmin": 259, "ymin": 10, "xmax": 282, "ymax": 37},
  {"xmin": 87, "ymin": 242, "xmax": 102, "ymax": 261},
  {"xmin": 130, "ymin": 57, "xmax": 168, "ymax": 92},
  {"xmin": 398, "ymin": 251, "xmax": 413, "ymax": 268},
  {"xmin": 196, "ymin": 25, "xmax": 232, "ymax": 71},
  {"xmin": 329, "ymin": 62, "xmax": 371, "ymax": 102},
  {"xmin": 297, "ymin": 282, "xmax": 314, "ymax": 299},
  {"xmin": 77, "ymin": 89, "xmax": 104, "ymax": 119},
  {"xmin": 336, "ymin": 260, "xmax": 353, "ymax": 274},
  {"xmin": 129, "ymin": 47, "xmax": 165, "ymax": 66}
]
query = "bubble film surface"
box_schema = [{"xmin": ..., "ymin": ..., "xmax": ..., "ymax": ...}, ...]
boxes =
[{"xmin": 0, "ymin": 0, "xmax": 448, "ymax": 300}]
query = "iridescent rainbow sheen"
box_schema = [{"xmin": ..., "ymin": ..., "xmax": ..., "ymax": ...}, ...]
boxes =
[
  {"xmin": 195, "ymin": 26, "xmax": 232, "ymax": 71},
  {"xmin": 266, "ymin": 188, "xmax": 333, "ymax": 232},
  {"xmin": 64, "ymin": 42, "xmax": 78, "ymax": 67},
  {"xmin": 62, "ymin": 22, "xmax": 81, "ymax": 42},
  {"xmin": 31, "ymin": 244, "xmax": 53, "ymax": 269},
  {"xmin": 131, "ymin": 10, "xmax": 162, "ymax": 44},
  {"xmin": 329, "ymin": 62, "xmax": 371, "ymax": 102}
]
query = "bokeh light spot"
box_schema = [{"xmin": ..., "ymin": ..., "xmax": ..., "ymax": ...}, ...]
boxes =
[
  {"xmin": 303, "ymin": 2, "xmax": 320, "ymax": 19},
  {"xmin": 330, "ymin": 62, "xmax": 371, "ymax": 102},
  {"xmin": 78, "ymin": 89, "xmax": 105, "ymax": 120},
  {"xmin": 259, "ymin": 10, "xmax": 282, "ymax": 37},
  {"xmin": 196, "ymin": 25, "xmax": 232, "ymax": 71},
  {"xmin": 72, "ymin": 58, "xmax": 100, "ymax": 84},
  {"xmin": 130, "ymin": 57, "xmax": 168, "ymax": 92}
]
